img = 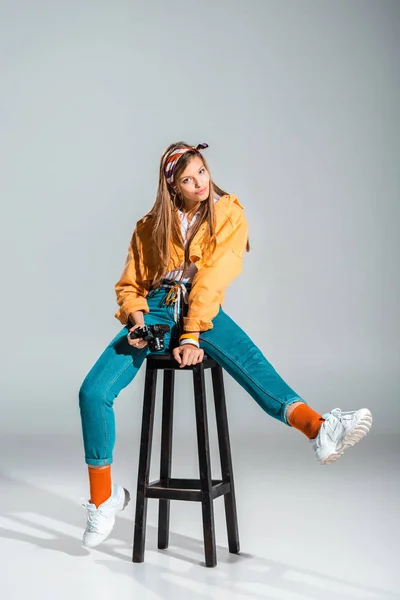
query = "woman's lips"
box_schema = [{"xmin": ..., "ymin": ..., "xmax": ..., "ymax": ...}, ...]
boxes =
[{"xmin": 195, "ymin": 187, "xmax": 208, "ymax": 195}]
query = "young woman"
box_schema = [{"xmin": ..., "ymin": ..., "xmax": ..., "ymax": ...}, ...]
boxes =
[{"xmin": 79, "ymin": 141, "xmax": 373, "ymax": 547}]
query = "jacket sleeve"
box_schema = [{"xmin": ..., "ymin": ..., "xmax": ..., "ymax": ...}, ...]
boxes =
[
  {"xmin": 183, "ymin": 211, "xmax": 249, "ymax": 332},
  {"xmin": 114, "ymin": 228, "xmax": 151, "ymax": 325}
]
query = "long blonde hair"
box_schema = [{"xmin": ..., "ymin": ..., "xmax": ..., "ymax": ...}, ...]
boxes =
[{"xmin": 145, "ymin": 141, "xmax": 250, "ymax": 288}]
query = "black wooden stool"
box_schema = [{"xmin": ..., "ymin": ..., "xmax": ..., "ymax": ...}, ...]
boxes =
[{"xmin": 132, "ymin": 352, "xmax": 240, "ymax": 568}]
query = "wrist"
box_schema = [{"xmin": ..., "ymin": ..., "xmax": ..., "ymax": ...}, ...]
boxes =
[
  {"xmin": 179, "ymin": 333, "xmax": 200, "ymax": 349},
  {"xmin": 179, "ymin": 337, "xmax": 200, "ymax": 349},
  {"xmin": 129, "ymin": 311, "xmax": 144, "ymax": 326}
]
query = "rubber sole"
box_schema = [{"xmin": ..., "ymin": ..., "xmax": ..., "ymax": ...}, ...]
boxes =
[
  {"xmin": 319, "ymin": 409, "xmax": 373, "ymax": 465},
  {"xmin": 341, "ymin": 410, "xmax": 373, "ymax": 450}
]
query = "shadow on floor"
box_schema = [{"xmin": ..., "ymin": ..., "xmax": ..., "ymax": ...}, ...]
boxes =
[{"xmin": 0, "ymin": 472, "xmax": 397, "ymax": 600}]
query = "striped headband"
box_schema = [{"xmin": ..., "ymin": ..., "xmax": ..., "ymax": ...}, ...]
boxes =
[{"xmin": 164, "ymin": 143, "xmax": 209, "ymax": 185}]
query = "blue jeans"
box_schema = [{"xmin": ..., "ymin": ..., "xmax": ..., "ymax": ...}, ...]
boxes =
[{"xmin": 79, "ymin": 285, "xmax": 305, "ymax": 466}]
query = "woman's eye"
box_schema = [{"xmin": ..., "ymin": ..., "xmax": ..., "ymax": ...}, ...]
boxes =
[
  {"xmin": 182, "ymin": 178, "xmax": 190, "ymax": 184},
  {"xmin": 199, "ymin": 168, "xmax": 205, "ymax": 174}
]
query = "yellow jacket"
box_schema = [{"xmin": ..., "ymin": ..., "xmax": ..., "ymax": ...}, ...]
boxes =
[{"xmin": 114, "ymin": 194, "xmax": 248, "ymax": 332}]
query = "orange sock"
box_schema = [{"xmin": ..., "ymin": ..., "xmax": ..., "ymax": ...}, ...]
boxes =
[
  {"xmin": 88, "ymin": 465, "xmax": 112, "ymax": 507},
  {"xmin": 288, "ymin": 403, "xmax": 325, "ymax": 440}
]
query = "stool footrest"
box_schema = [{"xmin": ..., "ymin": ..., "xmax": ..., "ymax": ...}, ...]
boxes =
[{"xmin": 146, "ymin": 478, "xmax": 231, "ymax": 502}]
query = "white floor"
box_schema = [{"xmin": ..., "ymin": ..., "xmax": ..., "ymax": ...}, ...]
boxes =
[{"xmin": 1, "ymin": 432, "xmax": 399, "ymax": 600}]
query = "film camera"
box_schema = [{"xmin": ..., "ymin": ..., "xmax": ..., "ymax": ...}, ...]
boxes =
[{"xmin": 129, "ymin": 324, "xmax": 170, "ymax": 352}]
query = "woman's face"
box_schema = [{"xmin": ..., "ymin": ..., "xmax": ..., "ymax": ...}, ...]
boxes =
[{"xmin": 174, "ymin": 156, "xmax": 210, "ymax": 204}]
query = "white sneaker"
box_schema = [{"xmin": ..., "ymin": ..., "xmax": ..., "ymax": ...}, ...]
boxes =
[
  {"xmin": 310, "ymin": 407, "xmax": 373, "ymax": 465},
  {"xmin": 81, "ymin": 483, "xmax": 130, "ymax": 547}
]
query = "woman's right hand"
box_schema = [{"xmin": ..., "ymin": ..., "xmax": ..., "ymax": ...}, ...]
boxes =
[{"xmin": 127, "ymin": 322, "xmax": 148, "ymax": 349}]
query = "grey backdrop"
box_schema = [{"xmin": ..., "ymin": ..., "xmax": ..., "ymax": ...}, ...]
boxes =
[{"xmin": 1, "ymin": 0, "xmax": 399, "ymax": 439}]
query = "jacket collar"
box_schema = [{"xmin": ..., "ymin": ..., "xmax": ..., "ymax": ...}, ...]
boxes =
[{"xmin": 216, "ymin": 194, "xmax": 244, "ymax": 210}]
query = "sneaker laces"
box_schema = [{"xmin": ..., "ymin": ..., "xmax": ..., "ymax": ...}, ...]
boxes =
[
  {"xmin": 322, "ymin": 408, "xmax": 355, "ymax": 428},
  {"xmin": 80, "ymin": 499, "xmax": 104, "ymax": 531}
]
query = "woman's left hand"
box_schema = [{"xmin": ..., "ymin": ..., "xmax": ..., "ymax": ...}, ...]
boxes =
[{"xmin": 172, "ymin": 344, "xmax": 204, "ymax": 368}]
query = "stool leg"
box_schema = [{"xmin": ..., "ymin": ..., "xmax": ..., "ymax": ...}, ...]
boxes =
[
  {"xmin": 133, "ymin": 363, "xmax": 158, "ymax": 563},
  {"xmin": 158, "ymin": 369, "xmax": 175, "ymax": 550},
  {"xmin": 211, "ymin": 364, "xmax": 240, "ymax": 554},
  {"xmin": 193, "ymin": 363, "xmax": 217, "ymax": 568}
]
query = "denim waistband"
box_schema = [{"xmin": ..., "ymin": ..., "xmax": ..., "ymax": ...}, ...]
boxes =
[{"xmin": 150, "ymin": 278, "xmax": 192, "ymax": 292}]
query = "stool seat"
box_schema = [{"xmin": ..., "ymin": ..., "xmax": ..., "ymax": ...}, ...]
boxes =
[
  {"xmin": 146, "ymin": 352, "xmax": 217, "ymax": 370},
  {"xmin": 132, "ymin": 351, "xmax": 240, "ymax": 568}
]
